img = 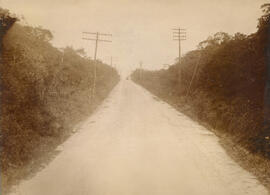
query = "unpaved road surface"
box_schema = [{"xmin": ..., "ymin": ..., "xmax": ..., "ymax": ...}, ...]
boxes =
[{"xmin": 10, "ymin": 80, "xmax": 268, "ymax": 195}]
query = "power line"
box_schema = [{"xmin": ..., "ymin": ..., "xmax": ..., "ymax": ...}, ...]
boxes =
[{"xmin": 82, "ymin": 31, "xmax": 112, "ymax": 100}]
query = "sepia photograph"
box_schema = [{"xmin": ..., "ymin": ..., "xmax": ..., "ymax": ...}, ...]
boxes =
[{"xmin": 0, "ymin": 0, "xmax": 270, "ymax": 194}]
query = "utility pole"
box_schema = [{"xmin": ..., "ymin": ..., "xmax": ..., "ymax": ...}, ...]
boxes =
[
  {"xmin": 140, "ymin": 62, "xmax": 142, "ymax": 80},
  {"xmin": 110, "ymin": 57, "xmax": 118, "ymax": 74},
  {"xmin": 110, "ymin": 56, "xmax": 113, "ymax": 67},
  {"xmin": 172, "ymin": 28, "xmax": 186, "ymax": 84},
  {"xmin": 82, "ymin": 32, "xmax": 112, "ymax": 100},
  {"xmin": 110, "ymin": 56, "xmax": 113, "ymax": 74}
]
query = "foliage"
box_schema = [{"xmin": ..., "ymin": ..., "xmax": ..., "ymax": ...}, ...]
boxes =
[
  {"xmin": 0, "ymin": 7, "xmax": 119, "ymax": 188},
  {"xmin": 132, "ymin": 4, "xmax": 270, "ymax": 157}
]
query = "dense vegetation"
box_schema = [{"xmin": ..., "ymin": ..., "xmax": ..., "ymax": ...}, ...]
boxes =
[
  {"xmin": 132, "ymin": 4, "xmax": 270, "ymax": 158},
  {"xmin": 0, "ymin": 8, "xmax": 119, "ymax": 188}
]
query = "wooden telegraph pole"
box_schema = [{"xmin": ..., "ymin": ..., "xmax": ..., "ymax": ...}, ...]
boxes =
[
  {"xmin": 110, "ymin": 56, "xmax": 113, "ymax": 67},
  {"xmin": 172, "ymin": 28, "xmax": 186, "ymax": 84},
  {"xmin": 82, "ymin": 32, "xmax": 112, "ymax": 100},
  {"xmin": 139, "ymin": 61, "xmax": 143, "ymax": 80},
  {"xmin": 110, "ymin": 56, "xmax": 113, "ymax": 74}
]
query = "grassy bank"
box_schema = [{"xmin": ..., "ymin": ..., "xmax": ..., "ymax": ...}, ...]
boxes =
[
  {"xmin": 0, "ymin": 8, "xmax": 120, "ymax": 191},
  {"xmin": 131, "ymin": 3, "xmax": 270, "ymax": 189}
]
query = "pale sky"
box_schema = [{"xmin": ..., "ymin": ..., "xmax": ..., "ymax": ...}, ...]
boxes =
[{"xmin": 0, "ymin": 0, "xmax": 268, "ymax": 75}]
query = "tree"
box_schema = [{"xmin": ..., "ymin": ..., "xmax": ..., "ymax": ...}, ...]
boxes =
[{"xmin": 257, "ymin": 3, "xmax": 270, "ymax": 31}]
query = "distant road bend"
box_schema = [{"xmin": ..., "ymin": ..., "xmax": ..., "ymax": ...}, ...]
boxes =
[{"xmin": 11, "ymin": 80, "xmax": 268, "ymax": 195}]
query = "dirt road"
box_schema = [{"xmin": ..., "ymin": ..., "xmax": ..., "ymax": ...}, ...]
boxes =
[{"xmin": 10, "ymin": 80, "xmax": 268, "ymax": 195}]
